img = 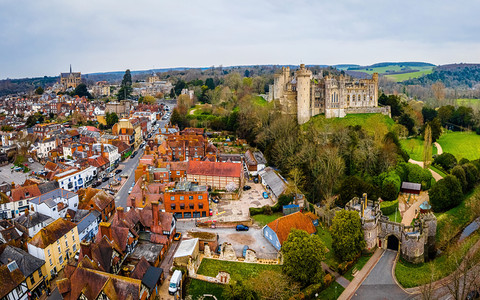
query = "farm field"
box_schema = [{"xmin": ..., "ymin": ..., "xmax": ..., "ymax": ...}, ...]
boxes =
[
  {"xmin": 456, "ymin": 98, "xmax": 480, "ymax": 108},
  {"xmin": 437, "ymin": 131, "xmax": 480, "ymax": 160},
  {"xmin": 385, "ymin": 68, "xmax": 433, "ymax": 82},
  {"xmin": 348, "ymin": 64, "xmax": 433, "ymax": 82}
]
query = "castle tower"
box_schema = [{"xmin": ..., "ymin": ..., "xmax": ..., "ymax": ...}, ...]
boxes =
[
  {"xmin": 420, "ymin": 212, "xmax": 437, "ymax": 260},
  {"xmin": 273, "ymin": 67, "xmax": 290, "ymax": 100},
  {"xmin": 372, "ymin": 73, "xmax": 379, "ymax": 106},
  {"xmin": 296, "ymin": 64, "xmax": 312, "ymax": 124}
]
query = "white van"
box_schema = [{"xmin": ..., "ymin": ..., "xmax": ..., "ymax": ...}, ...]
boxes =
[{"xmin": 168, "ymin": 270, "xmax": 182, "ymax": 295}]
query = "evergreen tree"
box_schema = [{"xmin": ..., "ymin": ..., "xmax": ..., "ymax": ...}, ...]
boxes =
[
  {"xmin": 117, "ymin": 69, "xmax": 133, "ymax": 100},
  {"xmin": 423, "ymin": 124, "xmax": 432, "ymax": 169}
]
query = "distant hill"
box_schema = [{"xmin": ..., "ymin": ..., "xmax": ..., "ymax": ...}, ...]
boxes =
[
  {"xmin": 404, "ymin": 63, "xmax": 480, "ymax": 88},
  {"xmin": 345, "ymin": 62, "xmax": 435, "ymax": 81}
]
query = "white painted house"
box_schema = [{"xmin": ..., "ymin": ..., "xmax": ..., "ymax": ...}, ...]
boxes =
[
  {"xmin": 29, "ymin": 188, "xmax": 79, "ymax": 219},
  {"xmin": 55, "ymin": 167, "xmax": 97, "ymax": 192}
]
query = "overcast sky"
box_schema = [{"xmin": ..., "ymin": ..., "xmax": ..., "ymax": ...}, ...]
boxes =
[{"xmin": 1, "ymin": 0, "xmax": 479, "ymax": 79}]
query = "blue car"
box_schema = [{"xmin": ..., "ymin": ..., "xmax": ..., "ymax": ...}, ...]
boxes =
[
  {"xmin": 236, "ymin": 224, "xmax": 249, "ymax": 231},
  {"xmin": 262, "ymin": 192, "xmax": 269, "ymax": 199}
]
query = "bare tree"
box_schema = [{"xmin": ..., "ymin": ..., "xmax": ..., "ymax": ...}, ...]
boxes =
[
  {"xmin": 423, "ymin": 124, "xmax": 432, "ymax": 169},
  {"xmin": 444, "ymin": 247, "xmax": 480, "ymax": 300},
  {"xmin": 286, "ymin": 167, "xmax": 305, "ymax": 202},
  {"xmin": 420, "ymin": 264, "xmax": 436, "ymax": 300},
  {"xmin": 431, "ymin": 82, "xmax": 446, "ymax": 105},
  {"xmin": 249, "ymin": 270, "xmax": 300, "ymax": 300}
]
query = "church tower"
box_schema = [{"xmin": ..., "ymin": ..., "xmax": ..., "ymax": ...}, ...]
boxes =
[{"xmin": 296, "ymin": 64, "xmax": 312, "ymax": 124}]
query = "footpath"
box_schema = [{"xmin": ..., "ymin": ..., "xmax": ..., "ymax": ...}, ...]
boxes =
[{"xmin": 338, "ymin": 248, "xmax": 384, "ymax": 300}]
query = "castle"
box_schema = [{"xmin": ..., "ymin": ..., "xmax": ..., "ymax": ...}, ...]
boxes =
[
  {"xmin": 269, "ymin": 64, "xmax": 390, "ymax": 124},
  {"xmin": 346, "ymin": 194, "xmax": 436, "ymax": 264},
  {"xmin": 59, "ymin": 65, "xmax": 81, "ymax": 90}
]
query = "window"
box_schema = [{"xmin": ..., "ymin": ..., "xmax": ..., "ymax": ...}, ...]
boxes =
[
  {"xmin": 189, "ymin": 196, "xmax": 193, "ymax": 200},
  {"xmin": 202, "ymin": 211, "xmax": 206, "ymax": 217},
  {"xmin": 72, "ymin": 234, "xmax": 75, "ymax": 241},
  {"xmin": 198, "ymin": 203, "xmax": 203, "ymax": 209},
  {"xmin": 170, "ymin": 196, "xmax": 175, "ymax": 201},
  {"xmin": 38, "ymin": 268, "xmax": 42, "ymax": 277},
  {"xmin": 73, "ymin": 244, "xmax": 77, "ymax": 252},
  {"xmin": 59, "ymin": 255, "xmax": 63, "ymax": 264},
  {"xmin": 58, "ymin": 246, "xmax": 61, "ymax": 253},
  {"xmin": 48, "ymin": 249, "xmax": 51, "ymax": 256},
  {"xmin": 171, "ymin": 204, "xmax": 176, "ymax": 210},
  {"xmin": 18, "ymin": 201, "xmax": 23, "ymax": 206},
  {"xmin": 65, "ymin": 240, "xmax": 68, "ymax": 247},
  {"xmin": 180, "ymin": 204, "xmax": 185, "ymax": 210},
  {"xmin": 176, "ymin": 171, "xmax": 180, "ymax": 175},
  {"xmin": 29, "ymin": 276, "xmax": 34, "ymax": 286},
  {"xmin": 198, "ymin": 195, "xmax": 203, "ymax": 200},
  {"xmin": 189, "ymin": 203, "xmax": 194, "ymax": 209},
  {"xmin": 49, "ymin": 259, "xmax": 52, "ymax": 266},
  {"xmin": 180, "ymin": 196, "xmax": 184, "ymax": 200}
]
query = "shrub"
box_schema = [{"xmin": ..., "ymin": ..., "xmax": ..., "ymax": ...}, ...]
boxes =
[
  {"xmin": 463, "ymin": 163, "xmax": 480, "ymax": 191},
  {"xmin": 451, "ymin": 165, "xmax": 468, "ymax": 192},
  {"xmin": 263, "ymin": 205, "xmax": 273, "ymax": 215},
  {"xmin": 406, "ymin": 163, "xmax": 434, "ymax": 190},
  {"xmin": 302, "ymin": 282, "xmax": 324, "ymax": 300},
  {"xmin": 429, "ymin": 175, "xmax": 464, "ymax": 212},
  {"xmin": 249, "ymin": 207, "xmax": 263, "ymax": 216},
  {"xmin": 433, "ymin": 153, "xmax": 457, "ymax": 172},
  {"xmin": 380, "ymin": 172, "xmax": 401, "ymax": 201},
  {"xmin": 380, "ymin": 199, "xmax": 399, "ymax": 216},
  {"xmin": 278, "ymin": 194, "xmax": 294, "ymax": 206}
]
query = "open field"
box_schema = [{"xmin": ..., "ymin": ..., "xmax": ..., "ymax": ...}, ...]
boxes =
[
  {"xmin": 196, "ymin": 258, "xmax": 283, "ymax": 282},
  {"xmin": 186, "ymin": 279, "xmax": 224, "ymax": 300},
  {"xmin": 385, "ymin": 68, "xmax": 433, "ymax": 82},
  {"xmin": 437, "ymin": 131, "xmax": 480, "ymax": 160},
  {"xmin": 307, "ymin": 113, "xmax": 394, "ymax": 135},
  {"xmin": 316, "ymin": 226, "xmax": 341, "ymax": 268},
  {"xmin": 456, "ymin": 98, "xmax": 480, "ymax": 109},
  {"xmin": 400, "ymin": 138, "xmax": 438, "ymax": 161}
]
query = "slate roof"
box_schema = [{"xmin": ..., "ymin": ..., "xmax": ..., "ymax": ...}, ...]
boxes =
[
  {"xmin": 14, "ymin": 211, "xmax": 52, "ymax": 229},
  {"xmin": 259, "ymin": 167, "xmax": 286, "ymax": 198},
  {"xmin": 141, "ymin": 266, "xmax": 163, "ymax": 292},
  {"xmin": 0, "ymin": 245, "xmax": 45, "ymax": 278},
  {"xmin": 401, "ymin": 182, "xmax": 421, "ymax": 191},
  {"xmin": 38, "ymin": 181, "xmax": 60, "ymax": 194},
  {"xmin": 187, "ymin": 161, "xmax": 242, "ymax": 178},
  {"xmin": 76, "ymin": 211, "xmax": 101, "ymax": 233},
  {"xmin": 266, "ymin": 212, "xmax": 316, "ymax": 246},
  {"xmin": 29, "ymin": 188, "xmax": 77, "ymax": 205}
]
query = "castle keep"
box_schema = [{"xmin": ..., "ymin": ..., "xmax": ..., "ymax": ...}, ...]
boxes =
[
  {"xmin": 345, "ymin": 194, "xmax": 436, "ymax": 264},
  {"xmin": 269, "ymin": 64, "xmax": 390, "ymax": 124}
]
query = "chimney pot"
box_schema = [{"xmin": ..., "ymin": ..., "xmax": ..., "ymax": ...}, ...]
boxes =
[{"xmin": 99, "ymin": 222, "xmax": 112, "ymax": 241}]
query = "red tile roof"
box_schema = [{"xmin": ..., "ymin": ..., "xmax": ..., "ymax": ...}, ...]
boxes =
[
  {"xmin": 187, "ymin": 161, "xmax": 242, "ymax": 178},
  {"xmin": 29, "ymin": 218, "xmax": 77, "ymax": 249},
  {"xmin": 0, "ymin": 264, "xmax": 25, "ymax": 298},
  {"xmin": 11, "ymin": 184, "xmax": 41, "ymax": 202},
  {"xmin": 266, "ymin": 212, "xmax": 316, "ymax": 246}
]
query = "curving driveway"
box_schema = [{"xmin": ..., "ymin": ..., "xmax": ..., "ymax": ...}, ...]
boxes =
[{"xmin": 352, "ymin": 250, "xmax": 414, "ymax": 300}]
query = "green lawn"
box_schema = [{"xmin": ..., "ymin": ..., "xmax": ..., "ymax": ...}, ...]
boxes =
[
  {"xmin": 251, "ymin": 212, "xmax": 283, "ymax": 227},
  {"xmin": 456, "ymin": 98, "xmax": 480, "ymax": 108},
  {"xmin": 437, "ymin": 131, "xmax": 480, "ymax": 160},
  {"xmin": 350, "ymin": 65, "xmax": 433, "ymax": 82},
  {"xmin": 317, "ymin": 281, "xmax": 345, "ymax": 300},
  {"xmin": 344, "ymin": 253, "xmax": 373, "ymax": 281},
  {"xmin": 385, "ymin": 209, "xmax": 402, "ymax": 223},
  {"xmin": 196, "ymin": 258, "xmax": 283, "ymax": 283},
  {"xmin": 400, "ymin": 138, "xmax": 437, "ymax": 161},
  {"xmin": 252, "ymin": 95, "xmax": 268, "ymax": 106},
  {"xmin": 316, "ymin": 226, "xmax": 341, "ymax": 268},
  {"xmin": 307, "ymin": 113, "xmax": 394, "ymax": 136},
  {"xmin": 186, "ymin": 279, "xmax": 224, "ymax": 300}
]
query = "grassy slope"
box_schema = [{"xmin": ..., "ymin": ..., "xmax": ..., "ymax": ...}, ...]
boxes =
[
  {"xmin": 252, "ymin": 95, "xmax": 268, "ymax": 106},
  {"xmin": 351, "ymin": 64, "xmax": 433, "ymax": 82},
  {"xmin": 307, "ymin": 113, "xmax": 394, "ymax": 135},
  {"xmin": 251, "ymin": 212, "xmax": 283, "ymax": 227},
  {"xmin": 385, "ymin": 68, "xmax": 433, "ymax": 82},
  {"xmin": 400, "ymin": 138, "xmax": 438, "ymax": 161},
  {"xmin": 437, "ymin": 131, "xmax": 480, "ymax": 160}
]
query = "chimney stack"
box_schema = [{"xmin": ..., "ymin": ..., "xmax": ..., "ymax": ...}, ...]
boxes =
[
  {"xmin": 80, "ymin": 241, "xmax": 92, "ymax": 259},
  {"xmin": 117, "ymin": 207, "xmax": 124, "ymax": 221},
  {"xmin": 152, "ymin": 201, "xmax": 159, "ymax": 227},
  {"xmin": 99, "ymin": 222, "xmax": 112, "ymax": 241}
]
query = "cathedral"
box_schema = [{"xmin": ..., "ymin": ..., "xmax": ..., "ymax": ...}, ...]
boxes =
[
  {"xmin": 59, "ymin": 65, "xmax": 82, "ymax": 90},
  {"xmin": 269, "ymin": 64, "xmax": 390, "ymax": 124}
]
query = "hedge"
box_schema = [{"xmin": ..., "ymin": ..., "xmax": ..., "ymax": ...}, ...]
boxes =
[
  {"xmin": 249, "ymin": 202, "xmax": 282, "ymax": 216},
  {"xmin": 380, "ymin": 199, "xmax": 398, "ymax": 216}
]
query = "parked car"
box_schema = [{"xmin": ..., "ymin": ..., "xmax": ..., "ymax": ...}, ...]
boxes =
[
  {"xmin": 467, "ymin": 290, "xmax": 480, "ymax": 300},
  {"xmin": 209, "ymin": 209, "xmax": 213, "ymax": 216},
  {"xmin": 115, "ymin": 169, "xmax": 122, "ymax": 174},
  {"xmin": 243, "ymin": 185, "xmax": 251, "ymax": 191},
  {"xmin": 92, "ymin": 181, "xmax": 101, "ymax": 188},
  {"xmin": 242, "ymin": 245, "xmax": 249, "ymax": 257},
  {"xmin": 262, "ymin": 192, "xmax": 269, "ymax": 199},
  {"xmin": 211, "ymin": 197, "xmax": 219, "ymax": 204},
  {"xmin": 236, "ymin": 224, "xmax": 249, "ymax": 231},
  {"xmin": 173, "ymin": 233, "xmax": 182, "ymax": 241},
  {"xmin": 128, "ymin": 187, "xmax": 133, "ymax": 194},
  {"xmin": 102, "ymin": 177, "xmax": 109, "ymax": 182},
  {"xmin": 107, "ymin": 190, "xmax": 115, "ymax": 195},
  {"xmin": 28, "ymin": 158, "xmax": 34, "ymax": 163},
  {"xmin": 253, "ymin": 177, "xmax": 259, "ymax": 184}
]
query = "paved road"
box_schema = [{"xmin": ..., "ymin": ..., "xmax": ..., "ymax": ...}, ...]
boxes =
[{"xmin": 353, "ymin": 250, "xmax": 412, "ymax": 300}]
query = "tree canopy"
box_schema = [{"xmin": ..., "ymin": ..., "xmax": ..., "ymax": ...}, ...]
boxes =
[
  {"xmin": 281, "ymin": 229, "xmax": 326, "ymax": 286},
  {"xmin": 429, "ymin": 175, "xmax": 463, "ymax": 212},
  {"xmin": 73, "ymin": 83, "xmax": 92, "ymax": 99},
  {"xmin": 331, "ymin": 210, "xmax": 366, "ymax": 262},
  {"xmin": 117, "ymin": 69, "xmax": 133, "ymax": 100},
  {"xmin": 105, "ymin": 112, "xmax": 119, "ymax": 129}
]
